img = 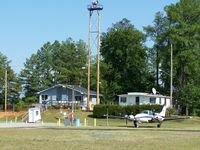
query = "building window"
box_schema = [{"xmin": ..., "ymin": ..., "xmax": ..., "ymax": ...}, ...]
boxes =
[
  {"xmin": 36, "ymin": 111, "xmax": 39, "ymax": 116},
  {"xmin": 42, "ymin": 95, "xmax": 48, "ymax": 100},
  {"xmin": 75, "ymin": 96, "xmax": 82, "ymax": 101},
  {"xmin": 136, "ymin": 97, "xmax": 140, "ymax": 105},
  {"xmin": 150, "ymin": 97, "xmax": 156, "ymax": 104},
  {"xmin": 90, "ymin": 95, "xmax": 96, "ymax": 98},
  {"xmin": 52, "ymin": 95, "xmax": 57, "ymax": 101},
  {"xmin": 62, "ymin": 95, "xmax": 68, "ymax": 101},
  {"xmin": 120, "ymin": 97, "xmax": 127, "ymax": 103}
]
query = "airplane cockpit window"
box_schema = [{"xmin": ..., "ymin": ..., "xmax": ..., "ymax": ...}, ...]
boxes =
[
  {"xmin": 149, "ymin": 111, "xmax": 154, "ymax": 115},
  {"xmin": 141, "ymin": 110, "xmax": 154, "ymax": 115},
  {"xmin": 141, "ymin": 110, "xmax": 149, "ymax": 114}
]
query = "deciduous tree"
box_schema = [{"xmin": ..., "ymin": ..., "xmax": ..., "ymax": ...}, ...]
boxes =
[{"xmin": 101, "ymin": 18, "xmax": 154, "ymax": 103}]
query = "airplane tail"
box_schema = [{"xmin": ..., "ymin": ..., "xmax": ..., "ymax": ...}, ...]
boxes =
[{"xmin": 158, "ymin": 105, "xmax": 167, "ymax": 117}]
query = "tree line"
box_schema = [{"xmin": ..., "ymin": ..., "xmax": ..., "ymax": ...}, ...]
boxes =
[{"xmin": 0, "ymin": 0, "xmax": 199, "ymax": 115}]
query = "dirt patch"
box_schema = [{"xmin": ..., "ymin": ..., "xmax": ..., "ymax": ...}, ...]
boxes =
[{"xmin": 0, "ymin": 111, "xmax": 25, "ymax": 118}]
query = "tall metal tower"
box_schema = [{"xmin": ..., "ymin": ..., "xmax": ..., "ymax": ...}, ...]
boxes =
[{"xmin": 87, "ymin": 0, "xmax": 103, "ymax": 111}]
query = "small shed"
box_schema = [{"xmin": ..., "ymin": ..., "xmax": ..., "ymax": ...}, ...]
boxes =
[{"xmin": 28, "ymin": 108, "xmax": 41, "ymax": 123}]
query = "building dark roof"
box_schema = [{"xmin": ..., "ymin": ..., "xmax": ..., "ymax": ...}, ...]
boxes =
[
  {"xmin": 38, "ymin": 84, "xmax": 97, "ymax": 96},
  {"xmin": 66, "ymin": 85, "xmax": 97, "ymax": 95}
]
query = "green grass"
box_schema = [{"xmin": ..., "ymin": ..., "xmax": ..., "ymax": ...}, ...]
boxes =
[
  {"xmin": 41, "ymin": 109, "xmax": 200, "ymax": 129},
  {"xmin": 1, "ymin": 109, "xmax": 200, "ymax": 130},
  {"xmin": 0, "ymin": 109, "xmax": 200, "ymax": 150},
  {"xmin": 0, "ymin": 128, "xmax": 200, "ymax": 150},
  {"xmin": 41, "ymin": 109, "xmax": 93, "ymax": 123}
]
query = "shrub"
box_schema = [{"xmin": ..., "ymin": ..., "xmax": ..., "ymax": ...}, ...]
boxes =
[
  {"xmin": 93, "ymin": 105, "xmax": 108, "ymax": 118},
  {"xmin": 196, "ymin": 109, "xmax": 200, "ymax": 117},
  {"xmin": 191, "ymin": 109, "xmax": 200, "ymax": 117},
  {"xmin": 166, "ymin": 107, "xmax": 174, "ymax": 117},
  {"xmin": 24, "ymin": 96, "xmax": 38, "ymax": 104},
  {"xmin": 93, "ymin": 104, "xmax": 163, "ymax": 118},
  {"xmin": 124, "ymin": 105, "xmax": 136, "ymax": 115},
  {"xmin": 15, "ymin": 99, "xmax": 25, "ymax": 111}
]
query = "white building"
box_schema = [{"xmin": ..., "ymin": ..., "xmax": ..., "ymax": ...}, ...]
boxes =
[
  {"xmin": 118, "ymin": 92, "xmax": 171, "ymax": 108},
  {"xmin": 28, "ymin": 108, "xmax": 41, "ymax": 123}
]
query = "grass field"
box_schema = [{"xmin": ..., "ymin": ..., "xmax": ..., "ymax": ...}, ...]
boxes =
[
  {"xmin": 1, "ymin": 109, "xmax": 200, "ymax": 129},
  {"xmin": 0, "ymin": 127, "xmax": 200, "ymax": 150},
  {"xmin": 0, "ymin": 109, "xmax": 200, "ymax": 149},
  {"xmin": 41, "ymin": 109, "xmax": 200, "ymax": 129}
]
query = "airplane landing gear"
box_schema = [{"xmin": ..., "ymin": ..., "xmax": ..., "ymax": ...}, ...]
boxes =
[
  {"xmin": 157, "ymin": 123, "xmax": 162, "ymax": 128},
  {"xmin": 134, "ymin": 121, "xmax": 139, "ymax": 128}
]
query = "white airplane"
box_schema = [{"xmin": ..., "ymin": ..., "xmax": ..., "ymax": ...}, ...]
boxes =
[
  {"xmin": 126, "ymin": 105, "xmax": 168, "ymax": 128},
  {"xmin": 107, "ymin": 105, "xmax": 187, "ymax": 128}
]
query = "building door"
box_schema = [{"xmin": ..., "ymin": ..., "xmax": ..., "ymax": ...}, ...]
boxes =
[{"xmin": 136, "ymin": 97, "xmax": 140, "ymax": 105}]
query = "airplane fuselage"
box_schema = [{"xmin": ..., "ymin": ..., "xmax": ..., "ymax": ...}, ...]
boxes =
[
  {"xmin": 135, "ymin": 114, "xmax": 154, "ymax": 123},
  {"xmin": 127, "ymin": 110, "xmax": 165, "ymax": 124}
]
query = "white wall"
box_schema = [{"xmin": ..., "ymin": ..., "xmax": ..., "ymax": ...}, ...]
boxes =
[
  {"xmin": 140, "ymin": 96, "xmax": 150, "ymax": 104},
  {"xmin": 119, "ymin": 95, "xmax": 171, "ymax": 108},
  {"xmin": 120, "ymin": 95, "xmax": 150, "ymax": 105},
  {"xmin": 127, "ymin": 96, "xmax": 135, "ymax": 105}
]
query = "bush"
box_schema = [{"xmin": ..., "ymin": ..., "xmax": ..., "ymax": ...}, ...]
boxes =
[
  {"xmin": 196, "ymin": 109, "xmax": 200, "ymax": 117},
  {"xmin": 24, "ymin": 96, "xmax": 38, "ymax": 104},
  {"xmin": 93, "ymin": 105, "xmax": 108, "ymax": 118},
  {"xmin": 166, "ymin": 107, "xmax": 174, "ymax": 117},
  {"xmin": 93, "ymin": 104, "xmax": 162, "ymax": 118},
  {"xmin": 15, "ymin": 99, "xmax": 25, "ymax": 111},
  {"xmin": 191, "ymin": 109, "xmax": 200, "ymax": 116}
]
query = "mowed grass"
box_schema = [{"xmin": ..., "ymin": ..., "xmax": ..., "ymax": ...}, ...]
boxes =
[
  {"xmin": 1, "ymin": 108, "xmax": 197, "ymax": 130},
  {"xmin": 41, "ymin": 109, "xmax": 200, "ymax": 129},
  {"xmin": 1, "ymin": 109, "xmax": 200, "ymax": 130},
  {"xmin": 0, "ymin": 109, "xmax": 200, "ymax": 150},
  {"xmin": 0, "ymin": 128, "xmax": 200, "ymax": 150}
]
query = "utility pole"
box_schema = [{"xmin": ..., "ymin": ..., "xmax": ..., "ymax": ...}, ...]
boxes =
[
  {"xmin": 96, "ymin": 9, "xmax": 101, "ymax": 105},
  {"xmin": 156, "ymin": 45, "xmax": 159, "ymax": 87},
  {"xmin": 87, "ymin": 0, "xmax": 103, "ymax": 111},
  {"xmin": 87, "ymin": 7, "xmax": 92, "ymax": 111},
  {"xmin": 170, "ymin": 43, "xmax": 173, "ymax": 107},
  {"xmin": 72, "ymin": 87, "xmax": 75, "ymax": 125},
  {"xmin": 4, "ymin": 66, "xmax": 7, "ymax": 112}
]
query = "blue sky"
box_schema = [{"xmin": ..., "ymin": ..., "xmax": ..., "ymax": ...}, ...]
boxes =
[{"xmin": 0, "ymin": 0, "xmax": 179, "ymax": 74}]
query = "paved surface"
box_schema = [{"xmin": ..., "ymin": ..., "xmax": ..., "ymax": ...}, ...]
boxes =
[{"xmin": 0, "ymin": 122, "xmax": 200, "ymax": 133}]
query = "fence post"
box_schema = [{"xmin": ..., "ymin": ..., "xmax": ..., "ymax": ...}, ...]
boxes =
[
  {"xmin": 57, "ymin": 118, "xmax": 61, "ymax": 126},
  {"xmin": 15, "ymin": 117, "xmax": 17, "ymax": 123},
  {"xmin": 94, "ymin": 118, "xmax": 96, "ymax": 127},
  {"xmin": 84, "ymin": 118, "xmax": 87, "ymax": 127}
]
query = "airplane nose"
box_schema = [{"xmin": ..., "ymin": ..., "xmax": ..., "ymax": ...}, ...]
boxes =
[{"xmin": 128, "ymin": 115, "xmax": 135, "ymax": 119}]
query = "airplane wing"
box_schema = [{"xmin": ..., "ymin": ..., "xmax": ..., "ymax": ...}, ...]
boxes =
[
  {"xmin": 163, "ymin": 117, "xmax": 190, "ymax": 121},
  {"xmin": 103, "ymin": 114, "xmax": 127, "ymax": 119},
  {"xmin": 103, "ymin": 114, "xmax": 129, "ymax": 127}
]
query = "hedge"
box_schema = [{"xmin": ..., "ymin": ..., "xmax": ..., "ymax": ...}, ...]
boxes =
[{"xmin": 93, "ymin": 104, "xmax": 163, "ymax": 118}]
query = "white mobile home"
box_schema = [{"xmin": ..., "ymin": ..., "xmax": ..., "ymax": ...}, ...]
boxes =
[{"xmin": 118, "ymin": 92, "xmax": 171, "ymax": 108}]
